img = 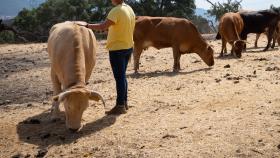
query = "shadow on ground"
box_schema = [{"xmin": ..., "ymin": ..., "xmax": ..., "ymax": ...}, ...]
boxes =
[{"xmin": 17, "ymin": 110, "xmax": 116, "ymax": 148}]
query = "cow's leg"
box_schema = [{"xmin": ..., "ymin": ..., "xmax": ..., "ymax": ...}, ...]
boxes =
[
  {"xmin": 220, "ymin": 38, "xmax": 226, "ymax": 57},
  {"xmin": 264, "ymin": 28, "xmax": 275, "ymax": 51},
  {"xmin": 271, "ymin": 32, "xmax": 276, "ymax": 48},
  {"xmin": 133, "ymin": 45, "xmax": 143, "ymax": 74},
  {"xmin": 241, "ymin": 33, "xmax": 247, "ymax": 51},
  {"xmin": 255, "ymin": 34, "xmax": 260, "ymax": 48},
  {"xmin": 50, "ymin": 69, "xmax": 61, "ymax": 120},
  {"xmin": 172, "ymin": 46, "xmax": 181, "ymax": 72}
]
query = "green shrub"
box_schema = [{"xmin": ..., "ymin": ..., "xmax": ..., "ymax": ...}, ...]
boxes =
[{"xmin": 0, "ymin": 31, "xmax": 15, "ymax": 43}]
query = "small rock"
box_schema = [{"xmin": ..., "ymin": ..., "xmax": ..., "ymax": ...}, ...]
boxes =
[
  {"xmin": 36, "ymin": 149, "xmax": 48, "ymax": 158},
  {"xmin": 265, "ymin": 66, "xmax": 280, "ymax": 71},
  {"xmin": 162, "ymin": 134, "xmax": 177, "ymax": 139},
  {"xmin": 179, "ymin": 126, "xmax": 187, "ymax": 130},
  {"xmin": 277, "ymin": 144, "xmax": 280, "ymax": 150},
  {"xmin": 224, "ymin": 64, "xmax": 230, "ymax": 68},
  {"xmin": 254, "ymin": 58, "xmax": 268, "ymax": 61},
  {"xmin": 258, "ymin": 139, "xmax": 263, "ymax": 142},
  {"xmin": 234, "ymin": 80, "xmax": 239, "ymax": 84},
  {"xmin": 27, "ymin": 103, "xmax": 33, "ymax": 107},
  {"xmin": 236, "ymin": 149, "xmax": 241, "ymax": 153},
  {"xmin": 215, "ymin": 78, "xmax": 221, "ymax": 83},
  {"xmin": 253, "ymin": 70, "xmax": 256, "ymax": 75}
]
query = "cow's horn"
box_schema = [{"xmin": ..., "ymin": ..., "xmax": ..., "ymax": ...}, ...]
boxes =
[
  {"xmin": 53, "ymin": 90, "xmax": 74, "ymax": 103},
  {"xmin": 88, "ymin": 91, "xmax": 106, "ymax": 108}
]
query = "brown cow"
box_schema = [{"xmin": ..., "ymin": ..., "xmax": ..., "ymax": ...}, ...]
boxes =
[
  {"xmin": 216, "ymin": 12, "xmax": 246, "ymax": 58},
  {"xmin": 133, "ymin": 16, "xmax": 214, "ymax": 73},
  {"xmin": 47, "ymin": 22, "xmax": 105, "ymax": 132}
]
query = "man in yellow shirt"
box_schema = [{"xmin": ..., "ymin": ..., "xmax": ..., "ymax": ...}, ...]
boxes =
[{"xmin": 78, "ymin": 0, "xmax": 135, "ymax": 115}]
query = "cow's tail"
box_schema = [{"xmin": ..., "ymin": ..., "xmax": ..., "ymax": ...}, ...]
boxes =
[{"xmin": 216, "ymin": 32, "xmax": 221, "ymax": 39}]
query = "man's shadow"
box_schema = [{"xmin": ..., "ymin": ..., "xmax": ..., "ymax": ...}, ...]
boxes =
[{"xmin": 16, "ymin": 110, "xmax": 116, "ymax": 148}]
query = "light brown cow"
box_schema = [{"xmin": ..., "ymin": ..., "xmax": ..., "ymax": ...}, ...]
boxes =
[
  {"xmin": 216, "ymin": 12, "xmax": 246, "ymax": 58},
  {"xmin": 133, "ymin": 16, "xmax": 214, "ymax": 73},
  {"xmin": 47, "ymin": 21, "xmax": 105, "ymax": 132}
]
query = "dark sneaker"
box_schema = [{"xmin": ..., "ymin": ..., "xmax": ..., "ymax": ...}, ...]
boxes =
[{"xmin": 105, "ymin": 105, "xmax": 127, "ymax": 115}]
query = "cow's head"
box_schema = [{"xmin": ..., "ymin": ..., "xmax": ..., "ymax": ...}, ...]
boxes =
[
  {"xmin": 233, "ymin": 40, "xmax": 246, "ymax": 58},
  {"xmin": 198, "ymin": 45, "xmax": 214, "ymax": 67},
  {"xmin": 53, "ymin": 88, "xmax": 105, "ymax": 132}
]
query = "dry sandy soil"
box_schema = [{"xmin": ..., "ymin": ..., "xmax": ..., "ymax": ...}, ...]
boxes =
[{"xmin": 0, "ymin": 34, "xmax": 280, "ymax": 158}]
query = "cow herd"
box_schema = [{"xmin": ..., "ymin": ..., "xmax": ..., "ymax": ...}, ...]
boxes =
[{"xmin": 47, "ymin": 6, "xmax": 280, "ymax": 131}]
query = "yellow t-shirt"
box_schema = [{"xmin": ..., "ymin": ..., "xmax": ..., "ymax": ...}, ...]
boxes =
[{"xmin": 106, "ymin": 3, "xmax": 135, "ymax": 51}]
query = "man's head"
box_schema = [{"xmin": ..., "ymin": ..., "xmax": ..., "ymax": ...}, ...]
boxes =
[{"xmin": 112, "ymin": 0, "xmax": 123, "ymax": 6}]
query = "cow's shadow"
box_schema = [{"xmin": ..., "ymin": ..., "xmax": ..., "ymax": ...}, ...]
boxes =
[
  {"xmin": 127, "ymin": 67, "xmax": 212, "ymax": 79},
  {"xmin": 245, "ymin": 47, "xmax": 279, "ymax": 53},
  {"xmin": 16, "ymin": 110, "xmax": 116, "ymax": 148},
  {"xmin": 215, "ymin": 54, "xmax": 237, "ymax": 60}
]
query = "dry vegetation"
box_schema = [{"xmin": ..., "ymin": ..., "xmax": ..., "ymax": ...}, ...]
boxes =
[{"xmin": 0, "ymin": 34, "xmax": 280, "ymax": 158}]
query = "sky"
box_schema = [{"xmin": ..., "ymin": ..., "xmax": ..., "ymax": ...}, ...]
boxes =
[{"xmin": 195, "ymin": 0, "xmax": 280, "ymax": 10}]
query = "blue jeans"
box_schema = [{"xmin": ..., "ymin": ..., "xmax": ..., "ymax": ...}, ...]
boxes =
[{"xmin": 109, "ymin": 48, "xmax": 133, "ymax": 106}]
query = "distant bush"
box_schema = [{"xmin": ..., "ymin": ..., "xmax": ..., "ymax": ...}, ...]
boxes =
[{"xmin": 0, "ymin": 31, "xmax": 15, "ymax": 43}]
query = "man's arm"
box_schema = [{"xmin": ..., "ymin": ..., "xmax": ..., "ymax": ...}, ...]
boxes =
[{"xmin": 87, "ymin": 19, "xmax": 115, "ymax": 31}]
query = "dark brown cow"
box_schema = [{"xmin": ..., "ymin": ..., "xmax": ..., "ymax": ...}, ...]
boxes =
[
  {"xmin": 255, "ymin": 21, "xmax": 280, "ymax": 48},
  {"xmin": 133, "ymin": 16, "xmax": 214, "ymax": 73},
  {"xmin": 239, "ymin": 7, "xmax": 280, "ymax": 51},
  {"xmin": 216, "ymin": 12, "xmax": 246, "ymax": 58}
]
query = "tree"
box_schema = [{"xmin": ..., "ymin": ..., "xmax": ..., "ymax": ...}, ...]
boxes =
[
  {"xmin": 128, "ymin": 0, "xmax": 196, "ymax": 18},
  {"xmin": 206, "ymin": 0, "xmax": 242, "ymax": 21}
]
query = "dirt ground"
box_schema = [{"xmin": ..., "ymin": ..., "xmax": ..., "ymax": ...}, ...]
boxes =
[{"xmin": 0, "ymin": 34, "xmax": 280, "ymax": 158}]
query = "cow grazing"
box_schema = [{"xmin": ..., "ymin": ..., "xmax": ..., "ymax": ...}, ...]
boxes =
[
  {"xmin": 133, "ymin": 16, "xmax": 214, "ymax": 73},
  {"xmin": 255, "ymin": 21, "xmax": 280, "ymax": 48},
  {"xmin": 47, "ymin": 22, "xmax": 105, "ymax": 132},
  {"xmin": 216, "ymin": 12, "xmax": 246, "ymax": 58},
  {"xmin": 239, "ymin": 7, "xmax": 280, "ymax": 51}
]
